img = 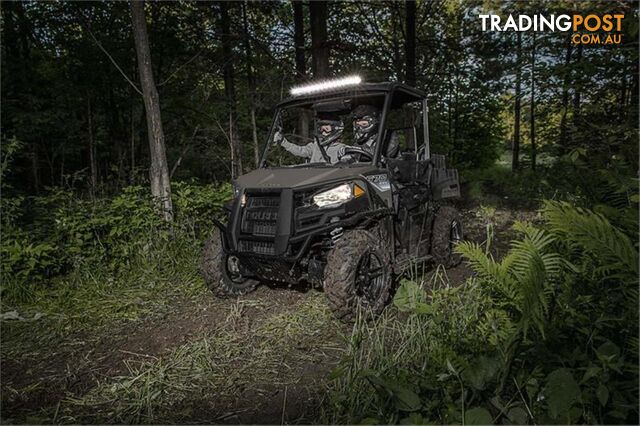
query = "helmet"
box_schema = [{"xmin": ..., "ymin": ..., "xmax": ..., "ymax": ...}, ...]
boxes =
[
  {"xmin": 352, "ymin": 105, "xmax": 380, "ymax": 145},
  {"xmin": 316, "ymin": 117, "xmax": 344, "ymax": 146}
]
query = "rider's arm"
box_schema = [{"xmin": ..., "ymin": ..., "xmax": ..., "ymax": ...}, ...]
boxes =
[{"xmin": 281, "ymin": 139, "xmax": 313, "ymax": 158}]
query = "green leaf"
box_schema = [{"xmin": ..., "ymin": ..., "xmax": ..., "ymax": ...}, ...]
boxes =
[
  {"xmin": 596, "ymin": 384, "xmax": 609, "ymax": 406},
  {"xmin": 462, "ymin": 355, "xmax": 500, "ymax": 391},
  {"xmin": 392, "ymin": 385, "xmax": 421, "ymax": 412},
  {"xmin": 544, "ymin": 368, "xmax": 581, "ymax": 419},
  {"xmin": 464, "ymin": 407, "xmax": 493, "ymax": 425},
  {"xmin": 596, "ymin": 341, "xmax": 620, "ymax": 361},
  {"xmin": 580, "ymin": 366, "xmax": 601, "ymax": 384},
  {"xmin": 506, "ymin": 407, "xmax": 528, "ymax": 425},
  {"xmin": 393, "ymin": 279, "xmax": 431, "ymax": 314},
  {"xmin": 400, "ymin": 412, "xmax": 425, "ymax": 424}
]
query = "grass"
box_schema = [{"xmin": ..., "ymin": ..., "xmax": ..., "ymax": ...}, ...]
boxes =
[
  {"xmin": 2, "ymin": 233, "xmax": 202, "ymax": 344},
  {"xmin": 1, "ymin": 198, "xmax": 547, "ymax": 424},
  {"xmin": 32, "ymin": 293, "xmax": 344, "ymax": 424},
  {"xmin": 322, "ymin": 268, "xmax": 489, "ymax": 425}
]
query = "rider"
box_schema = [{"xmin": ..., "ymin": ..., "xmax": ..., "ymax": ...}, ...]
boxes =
[
  {"xmin": 274, "ymin": 113, "xmax": 346, "ymax": 164},
  {"xmin": 352, "ymin": 104, "xmax": 380, "ymax": 155},
  {"xmin": 353, "ymin": 104, "xmax": 399, "ymax": 159}
]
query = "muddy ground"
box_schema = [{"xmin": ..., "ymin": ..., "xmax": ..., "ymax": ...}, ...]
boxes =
[{"xmin": 1, "ymin": 201, "xmax": 536, "ymax": 424}]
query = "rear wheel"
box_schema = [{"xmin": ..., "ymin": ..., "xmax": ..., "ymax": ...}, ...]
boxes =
[
  {"xmin": 324, "ymin": 228, "xmax": 393, "ymax": 321},
  {"xmin": 431, "ymin": 205, "xmax": 463, "ymax": 267},
  {"xmin": 200, "ymin": 229, "xmax": 259, "ymax": 297}
]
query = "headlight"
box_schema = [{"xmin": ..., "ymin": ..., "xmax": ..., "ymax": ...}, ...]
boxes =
[{"xmin": 313, "ymin": 183, "xmax": 365, "ymax": 208}]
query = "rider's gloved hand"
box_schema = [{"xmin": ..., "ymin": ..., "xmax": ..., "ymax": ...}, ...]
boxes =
[
  {"xmin": 273, "ymin": 127, "xmax": 284, "ymax": 145},
  {"xmin": 338, "ymin": 147, "xmax": 356, "ymax": 164}
]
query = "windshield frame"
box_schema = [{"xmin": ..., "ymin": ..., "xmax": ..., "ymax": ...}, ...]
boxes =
[{"xmin": 258, "ymin": 91, "xmax": 394, "ymax": 169}]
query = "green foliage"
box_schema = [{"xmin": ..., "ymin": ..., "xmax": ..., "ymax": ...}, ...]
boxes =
[
  {"xmin": 0, "ymin": 182, "xmax": 231, "ymax": 304},
  {"xmin": 465, "ymin": 407, "xmax": 493, "ymax": 425},
  {"xmin": 458, "ymin": 222, "xmax": 563, "ymax": 339},
  {"xmin": 544, "ymin": 368, "xmax": 581, "ymax": 421},
  {"xmin": 326, "ymin": 201, "xmax": 638, "ymax": 425}
]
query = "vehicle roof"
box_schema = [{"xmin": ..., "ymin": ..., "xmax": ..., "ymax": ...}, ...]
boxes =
[{"xmin": 276, "ymin": 82, "xmax": 426, "ymax": 109}]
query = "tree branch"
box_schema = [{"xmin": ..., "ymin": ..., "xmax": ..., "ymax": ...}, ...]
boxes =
[
  {"xmin": 170, "ymin": 125, "xmax": 199, "ymax": 178},
  {"xmin": 158, "ymin": 49, "xmax": 204, "ymax": 87},
  {"xmin": 81, "ymin": 20, "xmax": 143, "ymax": 96}
]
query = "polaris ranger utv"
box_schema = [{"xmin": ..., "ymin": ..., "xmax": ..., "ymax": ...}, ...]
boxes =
[{"xmin": 201, "ymin": 77, "xmax": 462, "ymax": 320}]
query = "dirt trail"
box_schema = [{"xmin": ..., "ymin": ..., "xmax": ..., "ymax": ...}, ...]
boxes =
[
  {"xmin": 1, "ymin": 204, "xmax": 537, "ymax": 424},
  {"xmin": 2, "ymin": 286, "xmax": 343, "ymax": 424}
]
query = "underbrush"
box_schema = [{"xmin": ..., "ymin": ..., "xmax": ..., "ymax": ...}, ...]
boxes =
[
  {"xmin": 462, "ymin": 150, "xmax": 638, "ymax": 213},
  {"xmin": 326, "ymin": 201, "xmax": 638, "ymax": 425},
  {"xmin": 1, "ymin": 182, "xmax": 231, "ymax": 338}
]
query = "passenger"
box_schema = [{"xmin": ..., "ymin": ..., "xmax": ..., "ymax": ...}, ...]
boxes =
[
  {"xmin": 274, "ymin": 114, "xmax": 347, "ymax": 164},
  {"xmin": 352, "ymin": 104, "xmax": 381, "ymax": 156}
]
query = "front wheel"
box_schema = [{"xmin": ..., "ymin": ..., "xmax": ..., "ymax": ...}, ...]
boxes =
[
  {"xmin": 200, "ymin": 229, "xmax": 259, "ymax": 297},
  {"xmin": 324, "ymin": 228, "xmax": 393, "ymax": 321}
]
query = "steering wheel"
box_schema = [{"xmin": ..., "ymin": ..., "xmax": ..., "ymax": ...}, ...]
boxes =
[{"xmin": 340, "ymin": 146, "xmax": 374, "ymax": 163}]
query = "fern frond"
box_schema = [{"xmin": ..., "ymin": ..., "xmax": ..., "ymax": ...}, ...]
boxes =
[{"xmin": 542, "ymin": 201, "xmax": 638, "ymax": 277}]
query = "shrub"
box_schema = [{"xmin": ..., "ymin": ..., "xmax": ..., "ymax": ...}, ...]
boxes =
[
  {"xmin": 326, "ymin": 201, "xmax": 638, "ymax": 425},
  {"xmin": 0, "ymin": 182, "xmax": 232, "ymax": 303}
]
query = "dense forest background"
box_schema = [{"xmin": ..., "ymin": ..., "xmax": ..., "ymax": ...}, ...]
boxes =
[
  {"xmin": 1, "ymin": 1, "xmax": 638, "ymax": 424},
  {"xmin": 2, "ymin": 0, "xmax": 637, "ymax": 196}
]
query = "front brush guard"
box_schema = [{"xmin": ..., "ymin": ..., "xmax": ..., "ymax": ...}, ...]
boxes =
[{"xmin": 212, "ymin": 218, "xmax": 232, "ymax": 252}]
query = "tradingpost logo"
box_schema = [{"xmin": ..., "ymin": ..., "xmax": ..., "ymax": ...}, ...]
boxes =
[{"xmin": 479, "ymin": 13, "xmax": 625, "ymax": 45}]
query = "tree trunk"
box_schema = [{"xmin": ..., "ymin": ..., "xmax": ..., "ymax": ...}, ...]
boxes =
[
  {"xmin": 572, "ymin": 42, "xmax": 582, "ymax": 129},
  {"xmin": 31, "ymin": 144, "xmax": 39, "ymax": 193},
  {"xmin": 130, "ymin": 0, "xmax": 173, "ymax": 221},
  {"xmin": 293, "ymin": 0, "xmax": 306, "ymax": 80},
  {"xmin": 404, "ymin": 0, "xmax": 416, "ymax": 86},
  {"xmin": 512, "ymin": 31, "xmax": 521, "ymax": 172},
  {"xmin": 130, "ymin": 97, "xmax": 136, "ymax": 183},
  {"xmin": 87, "ymin": 95, "xmax": 98, "ymax": 199},
  {"xmin": 309, "ymin": 1, "xmax": 329, "ymax": 78},
  {"xmin": 293, "ymin": 0, "xmax": 309, "ymax": 140},
  {"xmin": 220, "ymin": 1, "xmax": 243, "ymax": 178},
  {"xmin": 530, "ymin": 32, "xmax": 536, "ymax": 171},
  {"xmin": 241, "ymin": 1, "xmax": 260, "ymax": 169},
  {"xmin": 559, "ymin": 40, "xmax": 572, "ymax": 152},
  {"xmin": 630, "ymin": 55, "xmax": 639, "ymax": 129}
]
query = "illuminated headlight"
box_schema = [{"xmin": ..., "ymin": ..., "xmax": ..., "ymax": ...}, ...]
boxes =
[{"xmin": 313, "ymin": 184, "xmax": 352, "ymax": 208}]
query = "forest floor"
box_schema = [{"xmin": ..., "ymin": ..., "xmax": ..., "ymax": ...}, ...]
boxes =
[{"xmin": 1, "ymin": 196, "xmax": 538, "ymax": 424}]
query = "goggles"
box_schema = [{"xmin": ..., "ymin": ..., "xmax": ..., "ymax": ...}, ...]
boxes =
[{"xmin": 354, "ymin": 116, "xmax": 374, "ymax": 128}]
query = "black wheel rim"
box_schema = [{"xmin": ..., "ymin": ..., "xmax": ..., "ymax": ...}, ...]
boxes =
[{"xmin": 355, "ymin": 251, "xmax": 385, "ymax": 307}]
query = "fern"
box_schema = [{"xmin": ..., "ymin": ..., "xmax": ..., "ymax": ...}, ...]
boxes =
[
  {"xmin": 457, "ymin": 225, "xmax": 562, "ymax": 340},
  {"xmin": 542, "ymin": 201, "xmax": 638, "ymax": 279}
]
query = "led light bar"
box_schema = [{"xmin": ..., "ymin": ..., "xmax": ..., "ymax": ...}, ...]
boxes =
[{"xmin": 290, "ymin": 75, "xmax": 362, "ymax": 96}]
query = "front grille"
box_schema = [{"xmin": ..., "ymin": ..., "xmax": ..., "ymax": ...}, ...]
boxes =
[
  {"xmin": 241, "ymin": 195, "xmax": 280, "ymax": 236},
  {"xmin": 238, "ymin": 240, "xmax": 275, "ymax": 255}
]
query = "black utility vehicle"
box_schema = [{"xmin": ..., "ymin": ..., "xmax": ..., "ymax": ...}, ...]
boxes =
[{"xmin": 201, "ymin": 78, "xmax": 463, "ymax": 320}]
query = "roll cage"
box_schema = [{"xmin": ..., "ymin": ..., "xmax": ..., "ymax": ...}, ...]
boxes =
[{"xmin": 259, "ymin": 82, "xmax": 431, "ymax": 168}]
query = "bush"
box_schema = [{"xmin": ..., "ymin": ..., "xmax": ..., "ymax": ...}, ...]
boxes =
[
  {"xmin": 326, "ymin": 201, "xmax": 638, "ymax": 425},
  {"xmin": 0, "ymin": 182, "xmax": 232, "ymax": 303},
  {"xmin": 462, "ymin": 150, "xmax": 639, "ymax": 211}
]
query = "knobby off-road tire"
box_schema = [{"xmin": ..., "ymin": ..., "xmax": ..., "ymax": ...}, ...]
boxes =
[
  {"xmin": 200, "ymin": 228, "xmax": 258, "ymax": 297},
  {"xmin": 324, "ymin": 228, "xmax": 394, "ymax": 321},
  {"xmin": 431, "ymin": 205, "xmax": 463, "ymax": 268}
]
